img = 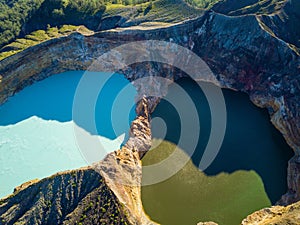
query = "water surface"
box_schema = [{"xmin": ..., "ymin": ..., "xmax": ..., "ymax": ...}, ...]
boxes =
[
  {"xmin": 0, "ymin": 71, "xmax": 136, "ymax": 198},
  {"xmin": 142, "ymin": 140, "xmax": 271, "ymax": 225},
  {"xmin": 143, "ymin": 77, "xmax": 294, "ymax": 225}
]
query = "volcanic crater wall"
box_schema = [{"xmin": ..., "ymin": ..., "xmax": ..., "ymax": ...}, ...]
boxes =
[{"xmin": 0, "ymin": 10, "xmax": 300, "ymax": 209}]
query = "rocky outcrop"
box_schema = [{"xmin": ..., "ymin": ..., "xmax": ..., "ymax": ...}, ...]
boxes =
[
  {"xmin": 278, "ymin": 155, "xmax": 300, "ymax": 206},
  {"xmin": 92, "ymin": 97, "xmax": 156, "ymax": 225},
  {"xmin": 0, "ymin": 8, "xmax": 300, "ymax": 224},
  {"xmin": 256, "ymin": 0, "xmax": 300, "ymax": 50},
  {"xmin": 241, "ymin": 199, "xmax": 300, "ymax": 225}
]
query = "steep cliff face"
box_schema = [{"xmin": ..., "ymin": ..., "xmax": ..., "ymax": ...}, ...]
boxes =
[
  {"xmin": 196, "ymin": 13, "xmax": 299, "ymax": 148},
  {"xmin": 0, "ymin": 8, "xmax": 299, "ymax": 224},
  {"xmin": 1, "ymin": 12, "xmax": 299, "ymax": 154},
  {"xmin": 279, "ymin": 155, "xmax": 300, "ymax": 206},
  {"xmin": 257, "ymin": 0, "xmax": 300, "ymax": 49}
]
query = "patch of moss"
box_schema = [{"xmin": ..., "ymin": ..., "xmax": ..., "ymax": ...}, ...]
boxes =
[{"xmin": 58, "ymin": 25, "xmax": 79, "ymax": 34}]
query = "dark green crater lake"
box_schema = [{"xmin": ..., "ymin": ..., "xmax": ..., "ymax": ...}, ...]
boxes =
[{"xmin": 142, "ymin": 77, "xmax": 294, "ymax": 225}]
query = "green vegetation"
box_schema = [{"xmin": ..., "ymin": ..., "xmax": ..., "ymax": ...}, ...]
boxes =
[
  {"xmin": 0, "ymin": 0, "xmax": 203, "ymax": 61},
  {"xmin": 182, "ymin": 0, "xmax": 286, "ymax": 12},
  {"xmin": 0, "ymin": 0, "xmax": 44, "ymax": 47},
  {"xmin": 104, "ymin": 0, "xmax": 202, "ymax": 23},
  {"xmin": 142, "ymin": 0, "xmax": 201, "ymax": 21},
  {"xmin": 185, "ymin": 0, "xmax": 219, "ymax": 8},
  {"xmin": 0, "ymin": 0, "xmax": 153, "ymax": 48},
  {"xmin": 0, "ymin": 25, "xmax": 90, "ymax": 60},
  {"xmin": 0, "ymin": 0, "xmax": 104, "ymax": 48},
  {"xmin": 209, "ymin": 0, "xmax": 288, "ymax": 15},
  {"xmin": 142, "ymin": 139, "xmax": 271, "ymax": 225},
  {"xmin": 0, "ymin": 0, "xmax": 204, "ymax": 48},
  {"xmin": 1, "ymin": 0, "xmax": 299, "ymax": 60},
  {"xmin": 45, "ymin": 200, "xmax": 52, "ymax": 208},
  {"xmin": 105, "ymin": 0, "xmax": 150, "ymax": 5}
]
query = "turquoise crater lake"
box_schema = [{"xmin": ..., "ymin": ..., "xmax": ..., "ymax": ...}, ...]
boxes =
[{"xmin": 0, "ymin": 71, "xmax": 137, "ymax": 198}]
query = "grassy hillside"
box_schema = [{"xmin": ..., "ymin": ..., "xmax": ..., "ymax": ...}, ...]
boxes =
[
  {"xmin": 0, "ymin": 0, "xmax": 202, "ymax": 59},
  {"xmin": 103, "ymin": 0, "xmax": 202, "ymax": 23},
  {"xmin": 211, "ymin": 0, "xmax": 287, "ymax": 15},
  {"xmin": 0, "ymin": 0, "xmax": 201, "ymax": 49},
  {"xmin": 0, "ymin": 0, "xmax": 107, "ymax": 48},
  {"xmin": 185, "ymin": 0, "xmax": 219, "ymax": 8},
  {"xmin": 0, "ymin": 25, "xmax": 93, "ymax": 60},
  {"xmin": 0, "ymin": 0, "xmax": 43, "ymax": 48}
]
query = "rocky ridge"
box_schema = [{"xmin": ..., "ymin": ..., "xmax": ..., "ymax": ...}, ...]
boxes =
[
  {"xmin": 241, "ymin": 200, "xmax": 300, "ymax": 225},
  {"xmin": 0, "ymin": 167, "xmax": 132, "ymax": 225}
]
